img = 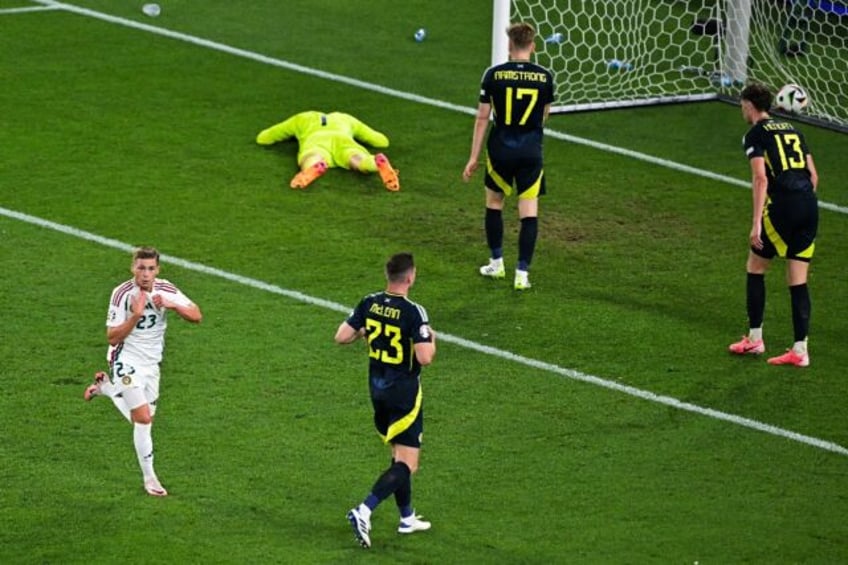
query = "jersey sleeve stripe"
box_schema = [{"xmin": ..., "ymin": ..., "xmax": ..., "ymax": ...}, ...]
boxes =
[
  {"xmin": 111, "ymin": 280, "xmax": 134, "ymax": 306},
  {"xmin": 409, "ymin": 299, "xmax": 429, "ymax": 324},
  {"xmin": 154, "ymin": 281, "xmax": 178, "ymax": 293}
]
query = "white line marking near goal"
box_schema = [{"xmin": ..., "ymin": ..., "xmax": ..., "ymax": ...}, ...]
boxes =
[
  {"xmin": 27, "ymin": 0, "xmax": 848, "ymax": 216},
  {"xmin": 2, "ymin": 205, "xmax": 846, "ymax": 457}
]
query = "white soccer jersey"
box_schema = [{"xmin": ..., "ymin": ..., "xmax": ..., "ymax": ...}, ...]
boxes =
[{"xmin": 106, "ymin": 278, "xmax": 193, "ymax": 366}]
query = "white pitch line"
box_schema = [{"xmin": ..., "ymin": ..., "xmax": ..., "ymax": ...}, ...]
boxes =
[
  {"xmin": 2, "ymin": 205, "xmax": 846, "ymax": 457},
  {"xmin": 28, "ymin": 0, "xmax": 848, "ymax": 216},
  {"xmin": 0, "ymin": 4, "xmax": 58, "ymax": 14}
]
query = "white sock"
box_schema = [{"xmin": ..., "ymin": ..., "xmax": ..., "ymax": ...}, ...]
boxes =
[
  {"xmin": 134, "ymin": 423, "xmax": 156, "ymax": 481},
  {"xmin": 793, "ymin": 339, "xmax": 808, "ymax": 355},
  {"xmin": 749, "ymin": 328, "xmax": 763, "ymax": 342}
]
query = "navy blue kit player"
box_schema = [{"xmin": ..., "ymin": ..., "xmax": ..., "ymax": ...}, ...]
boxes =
[
  {"xmin": 335, "ymin": 252, "xmax": 437, "ymax": 548},
  {"xmin": 463, "ymin": 21, "xmax": 555, "ymax": 290},
  {"xmin": 728, "ymin": 82, "xmax": 820, "ymax": 367}
]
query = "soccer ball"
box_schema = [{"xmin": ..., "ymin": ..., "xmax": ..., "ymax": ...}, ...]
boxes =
[{"xmin": 774, "ymin": 84, "xmax": 809, "ymax": 113}]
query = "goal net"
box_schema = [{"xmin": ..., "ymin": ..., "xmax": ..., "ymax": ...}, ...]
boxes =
[{"xmin": 495, "ymin": 0, "xmax": 848, "ymax": 132}]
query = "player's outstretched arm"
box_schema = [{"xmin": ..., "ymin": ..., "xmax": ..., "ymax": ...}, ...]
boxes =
[
  {"xmin": 256, "ymin": 114, "xmax": 300, "ymax": 145},
  {"xmin": 350, "ymin": 117, "xmax": 390, "ymax": 149}
]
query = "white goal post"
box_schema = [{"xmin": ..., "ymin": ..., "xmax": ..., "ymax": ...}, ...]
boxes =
[{"xmin": 493, "ymin": 0, "xmax": 848, "ymax": 132}]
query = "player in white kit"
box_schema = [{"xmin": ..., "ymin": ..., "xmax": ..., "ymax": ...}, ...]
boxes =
[{"xmin": 84, "ymin": 246, "xmax": 202, "ymax": 496}]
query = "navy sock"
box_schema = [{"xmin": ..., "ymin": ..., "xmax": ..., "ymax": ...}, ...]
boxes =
[
  {"xmin": 746, "ymin": 273, "xmax": 765, "ymax": 329},
  {"xmin": 369, "ymin": 461, "xmax": 411, "ymax": 508},
  {"xmin": 395, "ymin": 478, "xmax": 412, "ymax": 517},
  {"xmin": 517, "ymin": 216, "xmax": 538, "ymax": 271},
  {"xmin": 364, "ymin": 493, "xmax": 380, "ymax": 511},
  {"xmin": 789, "ymin": 283, "xmax": 811, "ymax": 342},
  {"xmin": 485, "ymin": 208, "xmax": 503, "ymax": 259}
]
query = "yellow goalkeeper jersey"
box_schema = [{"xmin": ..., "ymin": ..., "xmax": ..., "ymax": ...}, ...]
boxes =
[{"xmin": 257, "ymin": 111, "xmax": 390, "ymax": 168}]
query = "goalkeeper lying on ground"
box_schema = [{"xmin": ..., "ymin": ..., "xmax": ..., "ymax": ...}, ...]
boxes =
[{"xmin": 256, "ymin": 111, "xmax": 400, "ymax": 191}]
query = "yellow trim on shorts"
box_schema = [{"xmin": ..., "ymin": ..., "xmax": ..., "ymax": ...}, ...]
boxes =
[
  {"xmin": 519, "ymin": 171, "xmax": 543, "ymax": 200},
  {"xmin": 486, "ymin": 157, "xmax": 513, "ymax": 196},
  {"xmin": 763, "ymin": 209, "xmax": 815, "ymax": 260},
  {"xmin": 763, "ymin": 208, "xmax": 788, "ymax": 257},
  {"xmin": 485, "ymin": 157, "xmax": 543, "ymax": 199},
  {"xmin": 796, "ymin": 242, "xmax": 815, "ymax": 259},
  {"xmin": 380, "ymin": 384, "xmax": 423, "ymax": 444},
  {"xmin": 792, "ymin": 242, "xmax": 816, "ymax": 261}
]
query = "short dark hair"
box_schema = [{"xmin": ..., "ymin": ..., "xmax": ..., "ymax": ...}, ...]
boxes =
[
  {"xmin": 740, "ymin": 82, "xmax": 772, "ymax": 112},
  {"xmin": 507, "ymin": 22, "xmax": 536, "ymax": 50},
  {"xmin": 133, "ymin": 246, "xmax": 160, "ymax": 264},
  {"xmin": 385, "ymin": 252, "xmax": 415, "ymax": 283}
]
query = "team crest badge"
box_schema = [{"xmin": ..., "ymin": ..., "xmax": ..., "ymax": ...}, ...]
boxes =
[{"xmin": 122, "ymin": 376, "xmax": 132, "ymax": 385}]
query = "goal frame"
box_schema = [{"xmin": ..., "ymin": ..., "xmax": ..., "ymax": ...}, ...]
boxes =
[{"xmin": 492, "ymin": 0, "xmax": 848, "ymax": 133}]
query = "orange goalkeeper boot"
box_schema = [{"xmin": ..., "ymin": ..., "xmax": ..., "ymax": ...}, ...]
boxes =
[
  {"xmin": 375, "ymin": 153, "xmax": 400, "ymax": 192},
  {"xmin": 290, "ymin": 161, "xmax": 328, "ymax": 189}
]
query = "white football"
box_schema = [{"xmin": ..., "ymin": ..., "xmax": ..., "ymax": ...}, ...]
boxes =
[{"xmin": 774, "ymin": 84, "xmax": 809, "ymax": 113}]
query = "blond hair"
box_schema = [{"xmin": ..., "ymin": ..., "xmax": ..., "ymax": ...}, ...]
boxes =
[{"xmin": 507, "ymin": 22, "xmax": 536, "ymax": 50}]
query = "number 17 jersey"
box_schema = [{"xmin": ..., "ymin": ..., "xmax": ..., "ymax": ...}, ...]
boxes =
[{"xmin": 479, "ymin": 60, "xmax": 555, "ymax": 159}]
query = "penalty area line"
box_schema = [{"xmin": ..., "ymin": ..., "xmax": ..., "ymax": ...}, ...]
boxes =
[{"xmin": 2, "ymin": 204, "xmax": 847, "ymax": 458}]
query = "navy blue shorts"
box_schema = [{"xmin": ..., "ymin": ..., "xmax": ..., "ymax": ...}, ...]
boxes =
[
  {"xmin": 755, "ymin": 195, "xmax": 818, "ymax": 261},
  {"xmin": 369, "ymin": 375, "xmax": 423, "ymax": 448},
  {"xmin": 485, "ymin": 154, "xmax": 546, "ymax": 199}
]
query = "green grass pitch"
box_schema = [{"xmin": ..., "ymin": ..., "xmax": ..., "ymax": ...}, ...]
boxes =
[{"xmin": 1, "ymin": 1, "xmax": 847, "ymax": 563}]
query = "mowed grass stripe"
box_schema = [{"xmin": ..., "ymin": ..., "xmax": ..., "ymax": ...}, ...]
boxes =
[{"xmin": 3, "ymin": 204, "xmax": 846, "ymax": 457}]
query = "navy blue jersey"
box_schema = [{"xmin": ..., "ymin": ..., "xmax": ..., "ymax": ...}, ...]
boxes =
[
  {"xmin": 479, "ymin": 60, "xmax": 555, "ymax": 159},
  {"xmin": 743, "ymin": 118, "xmax": 815, "ymax": 201},
  {"xmin": 346, "ymin": 291, "xmax": 431, "ymax": 382}
]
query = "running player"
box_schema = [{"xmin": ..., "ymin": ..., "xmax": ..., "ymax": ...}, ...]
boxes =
[{"xmin": 83, "ymin": 246, "xmax": 202, "ymax": 495}]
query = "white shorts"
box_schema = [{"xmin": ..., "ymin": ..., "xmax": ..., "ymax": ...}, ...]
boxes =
[{"xmin": 109, "ymin": 358, "xmax": 160, "ymax": 411}]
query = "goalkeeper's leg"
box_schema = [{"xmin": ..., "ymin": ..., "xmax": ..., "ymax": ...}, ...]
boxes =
[
  {"xmin": 290, "ymin": 152, "xmax": 328, "ymax": 189},
  {"xmin": 349, "ymin": 152, "xmax": 377, "ymax": 172},
  {"xmin": 347, "ymin": 151, "xmax": 399, "ymax": 191}
]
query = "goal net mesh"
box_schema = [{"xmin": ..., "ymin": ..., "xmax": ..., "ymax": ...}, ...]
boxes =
[{"xmin": 509, "ymin": 0, "xmax": 848, "ymax": 130}]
